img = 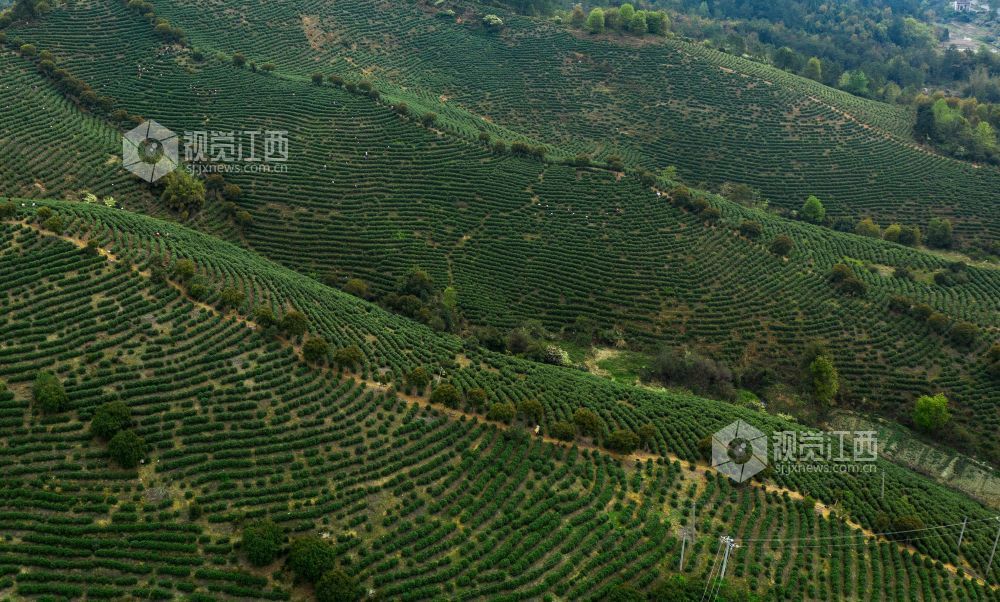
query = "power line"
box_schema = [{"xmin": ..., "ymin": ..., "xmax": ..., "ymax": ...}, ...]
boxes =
[
  {"xmin": 699, "ymin": 539, "xmax": 725, "ymax": 602},
  {"xmin": 739, "ymin": 515, "xmax": 1000, "ymax": 544}
]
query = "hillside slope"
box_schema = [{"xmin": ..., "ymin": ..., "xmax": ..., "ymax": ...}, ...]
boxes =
[
  {"xmin": 0, "ymin": 202, "xmax": 998, "ymax": 599},
  {"xmin": 0, "ymin": 10, "xmax": 996, "ymax": 464},
  {"xmin": 137, "ymin": 0, "xmax": 1000, "ymax": 243}
]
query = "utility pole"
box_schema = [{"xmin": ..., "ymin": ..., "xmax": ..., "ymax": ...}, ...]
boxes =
[
  {"xmin": 957, "ymin": 516, "xmax": 968, "ymax": 550},
  {"xmin": 719, "ymin": 535, "xmax": 737, "ymax": 580},
  {"xmin": 679, "ymin": 534, "xmax": 687, "ymax": 571},
  {"xmin": 988, "ymin": 518, "xmax": 1000, "ymax": 583}
]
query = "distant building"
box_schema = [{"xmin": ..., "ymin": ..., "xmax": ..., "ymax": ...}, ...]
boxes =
[{"xmin": 953, "ymin": 0, "xmax": 974, "ymax": 11}]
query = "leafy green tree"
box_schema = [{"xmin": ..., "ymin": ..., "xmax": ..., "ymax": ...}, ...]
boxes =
[
  {"xmin": 465, "ymin": 388, "xmax": 487, "ymax": 409},
  {"xmin": 303, "ymin": 337, "xmax": 330, "ymax": 364},
  {"xmin": 219, "ymin": 286, "xmax": 245, "ymax": 310},
  {"xmin": 253, "ymin": 306, "xmax": 276, "ymax": 329},
  {"xmin": 343, "ymin": 278, "xmax": 370, "ymax": 299},
  {"xmin": 802, "ymin": 57, "xmax": 823, "ymax": 81},
  {"xmin": 311, "ymin": 73, "xmax": 324, "ymax": 85},
  {"xmin": 407, "ymin": 367, "xmax": 431, "ymax": 391},
  {"xmin": 607, "ymin": 429, "xmax": 640, "ymax": 453},
  {"xmin": 809, "ymin": 355, "xmax": 838, "ymax": 405},
  {"xmin": 950, "ymin": 321, "xmax": 978, "ymax": 347},
  {"xmin": 288, "ymin": 536, "xmax": 336, "ymax": 583},
  {"xmin": 619, "ymin": 3, "xmax": 635, "ymax": 23},
  {"xmin": 108, "ymin": 430, "xmax": 147, "ymax": 468},
  {"xmin": 646, "ymin": 11, "xmax": 669, "ymax": 35},
  {"xmin": 769, "ymin": 235, "xmax": 793, "ymax": 256},
  {"xmin": 232, "ymin": 53, "xmax": 246, "ymax": 67},
  {"xmin": 883, "ymin": 223, "xmax": 902, "ymax": 243},
  {"xmin": 333, "ymin": 345, "xmax": 363, "ymax": 369},
  {"xmin": 0, "ymin": 201, "xmax": 17, "ymax": 219},
  {"xmin": 926, "ymin": 218, "xmax": 953, "ymax": 248},
  {"xmin": 573, "ymin": 407, "xmax": 602, "ymax": 437},
  {"xmin": 430, "ymin": 383, "xmax": 461, "ymax": 408},
  {"xmin": 570, "ymin": 3, "xmax": 586, "ymax": 27},
  {"xmin": 174, "ymin": 259, "xmax": 195, "ymax": 281},
  {"xmin": 738, "ymin": 220, "xmax": 762, "ymax": 238},
  {"xmin": 280, "ymin": 310, "xmax": 308, "ymax": 337},
  {"xmin": 855, "ymin": 218, "xmax": 881, "ymax": 238},
  {"xmin": 487, "ymin": 401, "xmax": 516, "ymax": 422},
  {"xmin": 586, "ymin": 8, "xmax": 605, "ymax": 33},
  {"xmin": 91, "ymin": 401, "xmax": 131, "ymax": 440},
  {"xmin": 160, "ymin": 170, "xmax": 205, "ymax": 216},
  {"xmin": 33, "ymin": 371, "xmax": 68, "ymax": 413},
  {"xmin": 838, "ymin": 69, "xmax": 870, "ymax": 96},
  {"xmin": 315, "ymin": 568, "xmax": 361, "ymax": 602},
  {"xmin": 897, "ymin": 225, "xmax": 922, "ymax": 246},
  {"xmin": 627, "ymin": 10, "xmax": 647, "ymax": 34},
  {"xmin": 801, "ymin": 195, "xmax": 826, "ymax": 224},
  {"xmin": 42, "ymin": 215, "xmax": 64, "ymax": 234},
  {"xmin": 242, "ymin": 519, "xmax": 284, "ymax": 566},
  {"xmin": 516, "ymin": 398, "xmax": 544, "ymax": 424},
  {"xmin": 913, "ymin": 393, "xmax": 950, "ymax": 433},
  {"xmin": 638, "ymin": 423, "xmax": 657, "ymax": 448},
  {"xmin": 549, "ymin": 420, "xmax": 576, "ymax": 441}
]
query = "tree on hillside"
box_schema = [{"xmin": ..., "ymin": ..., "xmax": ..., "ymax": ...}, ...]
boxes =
[
  {"xmin": 803, "ymin": 57, "xmax": 823, "ymax": 81},
  {"xmin": 570, "ymin": 4, "xmax": 586, "ymax": 27},
  {"xmin": 280, "ymin": 310, "xmax": 308, "ymax": 337},
  {"xmin": 303, "ymin": 337, "xmax": 330, "ymax": 364},
  {"xmin": 33, "ymin": 372, "xmax": 68, "ymax": 413},
  {"xmin": 573, "ymin": 407, "xmax": 602, "ymax": 437},
  {"xmin": 913, "ymin": 393, "xmax": 950, "ymax": 433},
  {"xmin": 809, "ymin": 355, "xmax": 838, "ymax": 406},
  {"xmin": 430, "ymin": 383, "xmax": 461, "ymax": 408},
  {"xmin": 801, "ymin": 195, "xmax": 826, "ymax": 224},
  {"xmin": 173, "ymin": 258, "xmax": 196, "ymax": 281},
  {"xmin": 315, "ymin": 568, "xmax": 361, "ymax": 602},
  {"xmin": 108, "ymin": 430, "xmax": 147, "ymax": 468},
  {"xmin": 161, "ymin": 170, "xmax": 205, "ymax": 217},
  {"xmin": 516, "ymin": 398, "xmax": 544, "ymax": 424},
  {"xmin": 487, "ymin": 401, "xmax": 516, "ymax": 422},
  {"xmin": 219, "ymin": 286, "xmax": 245, "ymax": 310},
  {"xmin": 288, "ymin": 536, "xmax": 336, "ymax": 583},
  {"xmin": 91, "ymin": 401, "xmax": 131, "ymax": 440},
  {"xmin": 769, "ymin": 235, "xmax": 793, "ymax": 256},
  {"xmin": 407, "ymin": 367, "xmax": 431, "ymax": 391},
  {"xmin": 242, "ymin": 519, "xmax": 284, "ymax": 566},
  {"xmin": 586, "ymin": 8, "xmax": 605, "ymax": 34},
  {"xmin": 333, "ymin": 345, "xmax": 363, "ymax": 370},
  {"xmin": 607, "ymin": 429, "xmax": 640, "ymax": 453},
  {"xmin": 550, "ymin": 420, "xmax": 576, "ymax": 441},
  {"xmin": 926, "ymin": 218, "xmax": 953, "ymax": 248},
  {"xmin": 855, "ymin": 217, "xmax": 881, "ymax": 238}
]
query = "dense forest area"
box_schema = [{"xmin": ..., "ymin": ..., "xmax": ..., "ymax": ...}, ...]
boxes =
[{"xmin": 502, "ymin": 0, "xmax": 1000, "ymax": 163}]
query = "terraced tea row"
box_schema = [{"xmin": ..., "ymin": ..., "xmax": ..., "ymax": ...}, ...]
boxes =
[
  {"xmin": 1, "ymin": 212, "xmax": 997, "ymax": 600},
  {"xmin": 0, "ymin": 19, "xmax": 996, "ymax": 464},
  {"xmin": 120, "ymin": 0, "xmax": 1000, "ymax": 242}
]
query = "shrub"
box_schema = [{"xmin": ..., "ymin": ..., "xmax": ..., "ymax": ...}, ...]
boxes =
[
  {"xmin": 33, "ymin": 372, "xmax": 69, "ymax": 413},
  {"xmin": 516, "ymin": 398, "xmax": 544, "ymax": 423},
  {"xmin": 311, "ymin": 73, "xmax": 324, "ymax": 85},
  {"xmin": 288, "ymin": 536, "xmax": 336, "ymax": 583},
  {"xmin": 343, "ymin": 278, "xmax": 370, "ymax": 299},
  {"xmin": 242, "ymin": 519, "xmax": 284, "ymax": 566},
  {"xmin": 253, "ymin": 306, "xmax": 276, "ymax": 329},
  {"xmin": 232, "ymin": 53, "xmax": 246, "ymax": 67},
  {"xmin": 219, "ymin": 286, "xmax": 245, "ymax": 309},
  {"xmin": 420, "ymin": 112, "xmax": 437, "ymax": 126},
  {"xmin": 108, "ymin": 430, "xmax": 147, "ymax": 468},
  {"xmin": 0, "ymin": 201, "xmax": 17, "ymax": 219},
  {"xmin": 91, "ymin": 401, "xmax": 131, "ymax": 440}
]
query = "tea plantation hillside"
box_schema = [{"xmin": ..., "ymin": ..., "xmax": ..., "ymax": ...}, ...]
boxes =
[
  {"xmin": 123, "ymin": 0, "xmax": 1000, "ymax": 243},
  {"xmin": 0, "ymin": 202, "xmax": 998, "ymax": 600},
  {"xmin": 1, "ymin": 4, "xmax": 998, "ymax": 464}
]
